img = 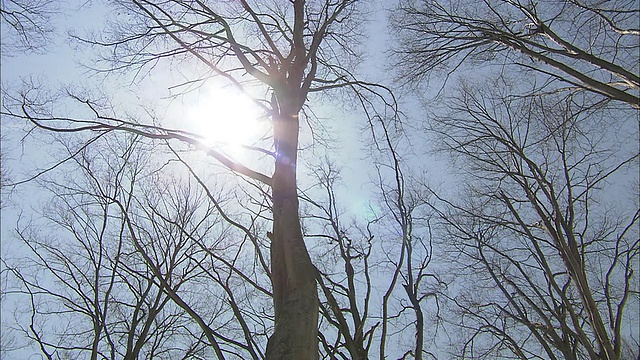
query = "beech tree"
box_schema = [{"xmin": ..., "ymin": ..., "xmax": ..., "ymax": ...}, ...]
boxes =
[
  {"xmin": 2, "ymin": 1, "xmax": 412, "ymax": 359},
  {"xmin": 393, "ymin": 2, "xmax": 639, "ymax": 358},
  {"xmin": 3, "ymin": 125, "xmax": 438, "ymax": 359}
]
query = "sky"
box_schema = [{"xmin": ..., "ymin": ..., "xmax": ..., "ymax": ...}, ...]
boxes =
[{"xmin": 1, "ymin": 0, "xmax": 637, "ymax": 359}]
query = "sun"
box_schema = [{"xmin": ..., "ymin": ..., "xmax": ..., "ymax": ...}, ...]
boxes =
[{"xmin": 186, "ymin": 86, "xmax": 264, "ymax": 151}]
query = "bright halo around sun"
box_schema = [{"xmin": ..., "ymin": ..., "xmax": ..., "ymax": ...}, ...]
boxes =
[{"xmin": 186, "ymin": 86, "xmax": 263, "ymax": 153}]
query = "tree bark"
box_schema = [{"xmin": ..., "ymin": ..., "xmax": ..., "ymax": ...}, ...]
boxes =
[{"xmin": 265, "ymin": 94, "xmax": 319, "ymax": 360}]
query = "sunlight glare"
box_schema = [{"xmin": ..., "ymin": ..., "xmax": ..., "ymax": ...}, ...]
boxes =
[{"xmin": 186, "ymin": 86, "xmax": 263, "ymax": 151}]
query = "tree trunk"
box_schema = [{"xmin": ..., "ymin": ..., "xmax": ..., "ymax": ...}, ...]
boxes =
[{"xmin": 265, "ymin": 97, "xmax": 319, "ymax": 360}]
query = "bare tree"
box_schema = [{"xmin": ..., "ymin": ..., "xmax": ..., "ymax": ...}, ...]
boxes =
[
  {"xmin": 3, "ymin": 98, "xmax": 444, "ymax": 359},
  {"xmin": 297, "ymin": 107, "xmax": 441, "ymax": 359},
  {"xmin": 2, "ymin": 1, "xmax": 400, "ymax": 358},
  {"xmin": 367, "ymin": 114, "xmax": 442, "ymax": 360},
  {"xmin": 393, "ymin": 0, "xmax": 639, "ymax": 108},
  {"xmin": 3, "ymin": 135, "xmax": 235, "ymax": 359},
  {"xmin": 392, "ymin": 2, "xmax": 639, "ymax": 357},
  {"xmin": 300, "ymin": 159, "xmax": 379, "ymax": 360},
  {"xmin": 427, "ymin": 77, "xmax": 639, "ymax": 360}
]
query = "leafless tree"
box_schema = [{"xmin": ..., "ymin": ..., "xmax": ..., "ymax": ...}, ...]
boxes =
[
  {"xmin": 367, "ymin": 114, "xmax": 443, "ymax": 360},
  {"xmin": 3, "ymin": 135, "xmax": 244, "ymax": 359},
  {"xmin": 427, "ymin": 77, "xmax": 639, "ymax": 360},
  {"xmin": 3, "ymin": 100, "xmax": 443, "ymax": 360},
  {"xmin": 2, "ymin": 1, "xmax": 401, "ymax": 358},
  {"xmin": 393, "ymin": 0, "xmax": 639, "ymax": 108},
  {"xmin": 392, "ymin": 2, "xmax": 639, "ymax": 357},
  {"xmin": 300, "ymin": 159, "xmax": 380, "ymax": 360},
  {"xmin": 297, "ymin": 107, "xmax": 441, "ymax": 359}
]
